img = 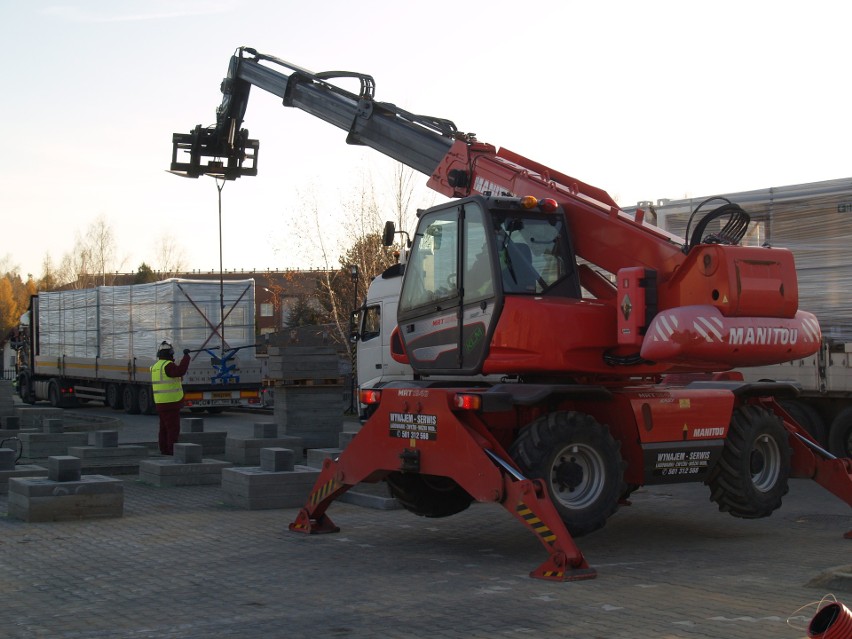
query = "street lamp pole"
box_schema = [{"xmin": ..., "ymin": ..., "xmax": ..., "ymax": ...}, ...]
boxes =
[{"xmin": 347, "ymin": 264, "xmax": 359, "ymax": 415}]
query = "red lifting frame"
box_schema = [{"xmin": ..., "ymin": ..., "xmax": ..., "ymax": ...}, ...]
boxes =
[{"xmin": 290, "ymin": 390, "xmax": 597, "ymax": 581}]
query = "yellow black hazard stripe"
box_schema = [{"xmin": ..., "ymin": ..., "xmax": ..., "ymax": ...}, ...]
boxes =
[
  {"xmin": 516, "ymin": 502, "xmax": 557, "ymax": 546},
  {"xmin": 309, "ymin": 478, "xmax": 342, "ymax": 507}
]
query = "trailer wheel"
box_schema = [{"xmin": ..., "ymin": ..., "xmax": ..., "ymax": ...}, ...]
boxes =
[
  {"xmin": 137, "ymin": 386, "xmax": 155, "ymax": 415},
  {"xmin": 779, "ymin": 399, "xmax": 826, "ymax": 446},
  {"xmin": 828, "ymin": 407, "xmax": 852, "ymax": 458},
  {"xmin": 510, "ymin": 411, "xmax": 625, "ymax": 537},
  {"xmin": 707, "ymin": 405, "xmax": 791, "ymax": 518},
  {"xmin": 122, "ymin": 385, "xmax": 140, "ymax": 414},
  {"xmin": 17, "ymin": 373, "xmax": 36, "ymax": 404},
  {"xmin": 385, "ymin": 473, "xmax": 473, "ymax": 518},
  {"xmin": 48, "ymin": 380, "xmax": 62, "ymax": 408},
  {"xmin": 106, "ymin": 383, "xmax": 124, "ymax": 410}
]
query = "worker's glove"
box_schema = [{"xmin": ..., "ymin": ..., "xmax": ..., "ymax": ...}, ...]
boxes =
[{"xmin": 183, "ymin": 349, "xmax": 190, "ymax": 355}]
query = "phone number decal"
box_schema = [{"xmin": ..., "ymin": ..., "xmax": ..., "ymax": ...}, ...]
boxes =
[{"xmin": 389, "ymin": 412, "xmax": 438, "ymax": 440}]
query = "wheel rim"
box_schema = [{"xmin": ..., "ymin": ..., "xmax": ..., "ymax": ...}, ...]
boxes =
[
  {"xmin": 549, "ymin": 443, "xmax": 606, "ymax": 509},
  {"xmin": 750, "ymin": 434, "xmax": 781, "ymax": 492}
]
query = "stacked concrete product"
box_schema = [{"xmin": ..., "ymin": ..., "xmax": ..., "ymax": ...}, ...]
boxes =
[
  {"xmin": 138, "ymin": 443, "xmax": 232, "ymax": 487},
  {"xmin": 19, "ymin": 419, "xmax": 88, "ymax": 460},
  {"xmin": 225, "ymin": 422, "xmax": 304, "ymax": 465},
  {"xmin": 0, "ymin": 447, "xmax": 46, "ymax": 494},
  {"xmin": 269, "ymin": 345, "xmax": 344, "ymax": 449},
  {"xmin": 221, "ymin": 447, "xmax": 320, "ymax": 510},
  {"xmin": 68, "ymin": 430, "xmax": 149, "ymax": 475},
  {"xmin": 7, "ymin": 455, "xmax": 123, "ymax": 522},
  {"xmin": 177, "ymin": 417, "xmax": 227, "ymax": 455}
]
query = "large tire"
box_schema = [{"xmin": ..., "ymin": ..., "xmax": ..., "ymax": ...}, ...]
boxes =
[
  {"xmin": 780, "ymin": 399, "xmax": 826, "ymax": 446},
  {"xmin": 828, "ymin": 407, "xmax": 852, "ymax": 459},
  {"xmin": 17, "ymin": 373, "xmax": 35, "ymax": 405},
  {"xmin": 122, "ymin": 385, "xmax": 140, "ymax": 415},
  {"xmin": 48, "ymin": 380, "xmax": 62, "ymax": 408},
  {"xmin": 138, "ymin": 386, "xmax": 155, "ymax": 415},
  {"xmin": 509, "ymin": 411, "xmax": 625, "ymax": 537},
  {"xmin": 106, "ymin": 383, "xmax": 124, "ymax": 410},
  {"xmin": 385, "ymin": 473, "xmax": 473, "ymax": 518},
  {"xmin": 707, "ymin": 405, "xmax": 791, "ymax": 518}
]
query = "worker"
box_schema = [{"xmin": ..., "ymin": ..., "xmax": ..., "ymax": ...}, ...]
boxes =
[{"xmin": 150, "ymin": 341, "xmax": 191, "ymax": 455}]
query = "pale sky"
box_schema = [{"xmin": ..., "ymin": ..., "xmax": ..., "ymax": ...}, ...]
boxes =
[{"xmin": 2, "ymin": 0, "xmax": 851, "ymax": 279}]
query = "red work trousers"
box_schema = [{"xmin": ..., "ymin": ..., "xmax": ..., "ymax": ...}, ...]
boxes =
[{"xmin": 156, "ymin": 402, "xmax": 182, "ymax": 455}]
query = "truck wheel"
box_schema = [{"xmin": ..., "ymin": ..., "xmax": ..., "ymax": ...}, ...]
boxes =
[
  {"xmin": 17, "ymin": 373, "xmax": 36, "ymax": 404},
  {"xmin": 779, "ymin": 399, "xmax": 826, "ymax": 446},
  {"xmin": 707, "ymin": 404, "xmax": 791, "ymax": 518},
  {"xmin": 122, "ymin": 385, "xmax": 140, "ymax": 414},
  {"xmin": 48, "ymin": 380, "xmax": 62, "ymax": 408},
  {"xmin": 509, "ymin": 411, "xmax": 625, "ymax": 537},
  {"xmin": 828, "ymin": 407, "xmax": 852, "ymax": 458},
  {"xmin": 106, "ymin": 383, "xmax": 124, "ymax": 410},
  {"xmin": 137, "ymin": 386, "xmax": 155, "ymax": 415},
  {"xmin": 385, "ymin": 473, "xmax": 473, "ymax": 518}
]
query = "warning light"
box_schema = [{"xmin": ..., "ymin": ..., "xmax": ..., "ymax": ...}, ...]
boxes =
[
  {"xmin": 453, "ymin": 393, "xmax": 482, "ymax": 410},
  {"xmin": 360, "ymin": 389, "xmax": 382, "ymax": 405},
  {"xmin": 539, "ymin": 198, "xmax": 558, "ymax": 213},
  {"xmin": 520, "ymin": 195, "xmax": 538, "ymax": 209}
]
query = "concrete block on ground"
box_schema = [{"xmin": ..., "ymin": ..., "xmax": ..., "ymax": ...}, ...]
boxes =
[
  {"xmin": 221, "ymin": 465, "xmax": 320, "ymax": 510},
  {"xmin": 175, "ymin": 443, "xmax": 203, "ymax": 464},
  {"xmin": 3, "ymin": 416, "xmax": 20, "ymax": 430},
  {"xmin": 43, "ymin": 419, "xmax": 64, "ymax": 434},
  {"xmin": 48, "ymin": 456, "xmax": 82, "ymax": 482},
  {"xmin": 66, "ymin": 444, "xmax": 148, "ymax": 475},
  {"xmin": 177, "ymin": 431, "xmax": 227, "ymax": 455},
  {"xmin": 0, "ymin": 447, "xmax": 15, "ymax": 471},
  {"xmin": 16, "ymin": 407, "xmax": 63, "ymax": 429},
  {"xmin": 94, "ymin": 430, "xmax": 119, "ymax": 448},
  {"xmin": 7, "ymin": 475, "xmax": 124, "ymax": 522},
  {"xmin": 253, "ymin": 422, "xmax": 277, "ymax": 439},
  {"xmin": 181, "ymin": 418, "xmax": 205, "ymax": 433},
  {"xmin": 19, "ymin": 432, "xmax": 89, "ymax": 459},
  {"xmin": 306, "ymin": 447, "xmax": 341, "ymax": 469},
  {"xmin": 0, "ymin": 464, "xmax": 47, "ymax": 494},
  {"xmin": 260, "ymin": 447, "xmax": 294, "ymax": 472},
  {"xmin": 225, "ymin": 435, "xmax": 304, "ymax": 466},
  {"xmin": 138, "ymin": 458, "xmax": 233, "ymax": 487}
]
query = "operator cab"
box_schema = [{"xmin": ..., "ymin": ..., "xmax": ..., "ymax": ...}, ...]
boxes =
[{"xmin": 397, "ymin": 194, "xmax": 580, "ymax": 375}]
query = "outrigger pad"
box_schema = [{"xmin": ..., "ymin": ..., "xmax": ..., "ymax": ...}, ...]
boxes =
[{"xmin": 289, "ymin": 509, "xmax": 340, "ymax": 535}]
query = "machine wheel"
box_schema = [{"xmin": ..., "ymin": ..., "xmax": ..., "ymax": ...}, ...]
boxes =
[
  {"xmin": 509, "ymin": 411, "xmax": 625, "ymax": 537},
  {"xmin": 779, "ymin": 399, "xmax": 826, "ymax": 446},
  {"xmin": 828, "ymin": 407, "xmax": 852, "ymax": 458},
  {"xmin": 137, "ymin": 386, "xmax": 155, "ymax": 415},
  {"xmin": 122, "ymin": 385, "xmax": 140, "ymax": 414},
  {"xmin": 707, "ymin": 404, "xmax": 791, "ymax": 518},
  {"xmin": 385, "ymin": 473, "xmax": 473, "ymax": 518},
  {"xmin": 106, "ymin": 383, "xmax": 124, "ymax": 410}
]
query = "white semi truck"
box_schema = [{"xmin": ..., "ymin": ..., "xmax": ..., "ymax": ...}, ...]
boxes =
[
  {"xmin": 625, "ymin": 177, "xmax": 852, "ymax": 457},
  {"xmin": 16, "ymin": 278, "xmax": 263, "ymax": 414}
]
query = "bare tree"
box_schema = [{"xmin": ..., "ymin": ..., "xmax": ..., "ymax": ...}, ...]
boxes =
[
  {"xmin": 153, "ymin": 233, "xmax": 188, "ymax": 278},
  {"xmin": 54, "ymin": 216, "xmax": 128, "ymax": 288}
]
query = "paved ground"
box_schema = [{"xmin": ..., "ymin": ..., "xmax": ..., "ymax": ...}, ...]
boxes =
[{"xmin": 1, "ymin": 409, "xmax": 850, "ymax": 638}]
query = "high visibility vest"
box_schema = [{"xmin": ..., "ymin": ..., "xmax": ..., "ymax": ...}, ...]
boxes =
[{"xmin": 150, "ymin": 359, "xmax": 184, "ymax": 404}]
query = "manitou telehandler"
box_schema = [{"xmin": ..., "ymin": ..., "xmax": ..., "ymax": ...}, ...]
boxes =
[{"xmin": 171, "ymin": 47, "xmax": 852, "ymax": 580}]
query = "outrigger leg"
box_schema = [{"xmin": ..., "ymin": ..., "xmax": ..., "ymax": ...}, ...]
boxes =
[{"xmin": 288, "ymin": 403, "xmax": 596, "ymax": 581}]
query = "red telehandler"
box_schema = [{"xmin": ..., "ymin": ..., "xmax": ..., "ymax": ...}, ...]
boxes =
[{"xmin": 172, "ymin": 47, "xmax": 852, "ymax": 580}]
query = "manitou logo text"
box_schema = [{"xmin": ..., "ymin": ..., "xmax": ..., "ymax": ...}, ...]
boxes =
[
  {"xmin": 693, "ymin": 427, "xmax": 725, "ymax": 437},
  {"xmin": 728, "ymin": 327, "xmax": 798, "ymax": 346}
]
